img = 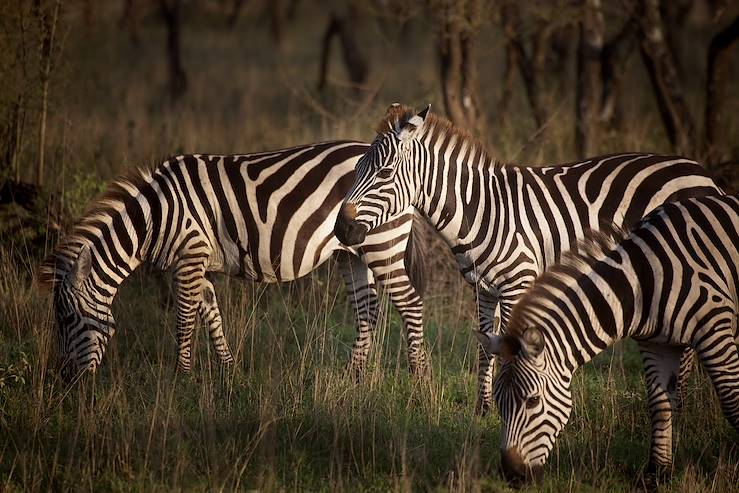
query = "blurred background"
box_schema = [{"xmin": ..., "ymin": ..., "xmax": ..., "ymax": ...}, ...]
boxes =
[
  {"xmin": 1, "ymin": 0, "xmax": 738, "ymax": 241},
  {"xmin": 1, "ymin": 2, "xmax": 739, "ymax": 491}
]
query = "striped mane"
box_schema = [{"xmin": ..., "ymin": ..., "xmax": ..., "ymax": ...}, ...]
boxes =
[
  {"xmin": 38, "ymin": 165, "xmax": 154, "ymax": 289},
  {"xmin": 375, "ymin": 103, "xmax": 499, "ymax": 168},
  {"xmin": 506, "ymin": 223, "xmax": 630, "ymax": 338}
]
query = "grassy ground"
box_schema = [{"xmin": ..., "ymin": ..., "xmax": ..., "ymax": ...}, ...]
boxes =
[
  {"xmin": 1, "ymin": 2, "xmax": 738, "ymax": 492},
  {"xmin": 1, "ymin": 250, "xmax": 738, "ymax": 492}
]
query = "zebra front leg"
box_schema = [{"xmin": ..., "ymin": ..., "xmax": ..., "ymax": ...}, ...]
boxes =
[
  {"xmin": 637, "ymin": 342, "xmax": 684, "ymax": 483},
  {"xmin": 338, "ymin": 253, "xmax": 379, "ymax": 379},
  {"xmin": 476, "ymin": 292, "xmax": 501, "ymax": 415},
  {"xmin": 173, "ymin": 261, "xmax": 208, "ymax": 373},
  {"xmin": 387, "ymin": 283, "xmax": 426, "ymax": 377},
  {"xmin": 198, "ymin": 279, "xmax": 235, "ymax": 366}
]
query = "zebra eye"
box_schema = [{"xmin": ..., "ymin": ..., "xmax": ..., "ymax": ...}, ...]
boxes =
[
  {"xmin": 525, "ymin": 395, "xmax": 541, "ymax": 409},
  {"xmin": 377, "ymin": 167, "xmax": 394, "ymax": 179}
]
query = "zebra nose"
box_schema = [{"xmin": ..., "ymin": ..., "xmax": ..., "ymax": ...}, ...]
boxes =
[
  {"xmin": 500, "ymin": 447, "xmax": 542, "ymax": 485},
  {"xmin": 334, "ymin": 204, "xmax": 368, "ymax": 246}
]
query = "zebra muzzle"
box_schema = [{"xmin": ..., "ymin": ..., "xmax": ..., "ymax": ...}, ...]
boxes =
[
  {"xmin": 334, "ymin": 204, "xmax": 368, "ymax": 246},
  {"xmin": 500, "ymin": 447, "xmax": 544, "ymax": 486}
]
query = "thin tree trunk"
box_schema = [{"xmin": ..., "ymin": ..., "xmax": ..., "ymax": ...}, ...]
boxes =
[
  {"xmin": 159, "ymin": 0, "xmax": 187, "ymax": 103},
  {"xmin": 575, "ymin": 0, "xmax": 604, "ymax": 159},
  {"xmin": 317, "ymin": 11, "xmax": 368, "ymax": 92},
  {"xmin": 34, "ymin": 0, "xmax": 61, "ymax": 188},
  {"xmin": 636, "ymin": 0, "xmax": 696, "ymax": 156},
  {"xmin": 705, "ymin": 14, "xmax": 739, "ymax": 164},
  {"xmin": 500, "ymin": 3, "xmax": 547, "ymax": 129},
  {"xmin": 438, "ymin": 0, "xmax": 485, "ymax": 134},
  {"xmin": 600, "ymin": 21, "xmax": 636, "ymax": 127}
]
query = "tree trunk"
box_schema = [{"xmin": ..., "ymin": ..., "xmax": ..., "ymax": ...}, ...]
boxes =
[
  {"xmin": 575, "ymin": 0, "xmax": 604, "ymax": 159},
  {"xmin": 438, "ymin": 0, "xmax": 485, "ymax": 134},
  {"xmin": 499, "ymin": 3, "xmax": 547, "ymax": 130},
  {"xmin": 317, "ymin": 10, "xmax": 369, "ymax": 92},
  {"xmin": 34, "ymin": 0, "xmax": 61, "ymax": 188},
  {"xmin": 705, "ymin": 14, "xmax": 739, "ymax": 164},
  {"xmin": 600, "ymin": 21, "xmax": 637, "ymax": 127},
  {"xmin": 159, "ymin": 0, "xmax": 187, "ymax": 103},
  {"xmin": 636, "ymin": 0, "xmax": 696, "ymax": 156}
]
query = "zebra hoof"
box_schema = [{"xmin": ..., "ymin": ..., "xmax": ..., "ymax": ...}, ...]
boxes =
[
  {"xmin": 344, "ymin": 360, "xmax": 366, "ymax": 382},
  {"xmin": 638, "ymin": 461, "xmax": 672, "ymax": 491}
]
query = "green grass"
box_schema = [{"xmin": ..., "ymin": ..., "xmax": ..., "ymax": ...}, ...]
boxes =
[{"xmin": 1, "ymin": 251, "xmax": 738, "ymax": 492}]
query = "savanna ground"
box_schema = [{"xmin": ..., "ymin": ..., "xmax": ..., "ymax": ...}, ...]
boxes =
[{"xmin": 1, "ymin": 1, "xmax": 739, "ymax": 491}]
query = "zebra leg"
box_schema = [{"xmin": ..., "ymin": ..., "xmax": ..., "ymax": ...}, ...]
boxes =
[
  {"xmin": 476, "ymin": 292, "xmax": 501, "ymax": 415},
  {"xmin": 198, "ymin": 278, "xmax": 235, "ymax": 366},
  {"xmin": 338, "ymin": 252, "xmax": 379, "ymax": 379},
  {"xmin": 173, "ymin": 261, "xmax": 207, "ymax": 373},
  {"xmin": 361, "ymin": 237, "xmax": 428, "ymax": 377},
  {"xmin": 637, "ymin": 342, "xmax": 684, "ymax": 481},
  {"xmin": 675, "ymin": 346, "xmax": 695, "ymax": 413},
  {"xmin": 694, "ymin": 321, "xmax": 739, "ymax": 432}
]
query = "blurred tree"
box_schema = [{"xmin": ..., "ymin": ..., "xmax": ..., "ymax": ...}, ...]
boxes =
[
  {"xmin": 33, "ymin": 0, "xmax": 62, "ymax": 187},
  {"xmin": 118, "ymin": 0, "xmax": 140, "ymax": 45},
  {"xmin": 599, "ymin": 19, "xmax": 637, "ymax": 129},
  {"xmin": 575, "ymin": 0, "xmax": 603, "ymax": 159},
  {"xmin": 159, "ymin": 0, "xmax": 187, "ymax": 103},
  {"xmin": 317, "ymin": 5, "xmax": 369, "ymax": 92},
  {"xmin": 634, "ymin": 0, "xmax": 696, "ymax": 156},
  {"xmin": 496, "ymin": 1, "xmax": 574, "ymax": 135},
  {"xmin": 705, "ymin": 12, "xmax": 739, "ymax": 163},
  {"xmin": 433, "ymin": 0, "xmax": 486, "ymax": 135}
]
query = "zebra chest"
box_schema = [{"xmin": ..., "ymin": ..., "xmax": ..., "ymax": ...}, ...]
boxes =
[{"xmin": 457, "ymin": 243, "xmax": 540, "ymax": 298}]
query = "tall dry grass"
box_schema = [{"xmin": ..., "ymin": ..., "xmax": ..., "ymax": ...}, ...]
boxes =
[{"xmin": 1, "ymin": 1, "xmax": 738, "ymax": 492}]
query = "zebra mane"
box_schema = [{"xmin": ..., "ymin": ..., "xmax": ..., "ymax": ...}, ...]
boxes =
[
  {"xmin": 38, "ymin": 165, "xmax": 154, "ymax": 290},
  {"xmin": 506, "ymin": 223, "xmax": 630, "ymax": 339},
  {"xmin": 375, "ymin": 103, "xmax": 497, "ymax": 166}
]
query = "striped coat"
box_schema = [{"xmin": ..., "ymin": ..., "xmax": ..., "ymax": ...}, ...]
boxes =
[
  {"xmin": 335, "ymin": 104, "xmax": 722, "ymax": 412},
  {"xmin": 40, "ymin": 141, "xmax": 427, "ymax": 378},
  {"xmin": 479, "ymin": 194, "xmax": 738, "ymax": 483}
]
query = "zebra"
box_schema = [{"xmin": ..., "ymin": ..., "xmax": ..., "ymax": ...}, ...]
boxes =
[
  {"xmin": 476, "ymin": 194, "xmax": 739, "ymax": 484},
  {"xmin": 39, "ymin": 140, "xmax": 428, "ymax": 379},
  {"xmin": 334, "ymin": 103, "xmax": 722, "ymax": 413}
]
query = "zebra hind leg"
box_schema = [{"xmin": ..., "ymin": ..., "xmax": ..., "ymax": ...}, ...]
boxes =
[
  {"xmin": 198, "ymin": 279, "xmax": 235, "ymax": 366},
  {"xmin": 675, "ymin": 346, "xmax": 695, "ymax": 413},
  {"xmin": 694, "ymin": 319, "xmax": 739, "ymax": 432},
  {"xmin": 338, "ymin": 253, "xmax": 379, "ymax": 381},
  {"xmin": 637, "ymin": 342, "xmax": 684, "ymax": 487}
]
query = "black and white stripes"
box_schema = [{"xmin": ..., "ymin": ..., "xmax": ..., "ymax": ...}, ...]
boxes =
[
  {"xmin": 478, "ymin": 194, "xmax": 739, "ymax": 483},
  {"xmin": 40, "ymin": 141, "xmax": 428, "ymax": 378},
  {"xmin": 335, "ymin": 104, "xmax": 721, "ymax": 412}
]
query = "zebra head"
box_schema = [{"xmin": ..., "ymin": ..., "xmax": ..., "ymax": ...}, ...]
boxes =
[
  {"xmin": 335, "ymin": 104, "xmax": 431, "ymax": 246},
  {"xmin": 42, "ymin": 244, "xmax": 116, "ymax": 380},
  {"xmin": 476, "ymin": 327, "xmax": 573, "ymax": 485}
]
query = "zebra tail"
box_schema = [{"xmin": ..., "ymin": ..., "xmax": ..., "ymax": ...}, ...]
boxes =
[{"xmin": 404, "ymin": 210, "xmax": 428, "ymax": 297}]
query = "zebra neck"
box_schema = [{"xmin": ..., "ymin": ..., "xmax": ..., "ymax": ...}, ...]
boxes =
[
  {"xmin": 537, "ymin": 251, "xmax": 643, "ymax": 372},
  {"xmin": 418, "ymin": 135, "xmax": 501, "ymax": 250}
]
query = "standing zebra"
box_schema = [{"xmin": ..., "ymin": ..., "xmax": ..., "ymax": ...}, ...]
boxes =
[
  {"xmin": 39, "ymin": 141, "xmax": 428, "ymax": 378},
  {"xmin": 334, "ymin": 104, "xmax": 722, "ymax": 412},
  {"xmin": 477, "ymin": 194, "xmax": 739, "ymax": 484}
]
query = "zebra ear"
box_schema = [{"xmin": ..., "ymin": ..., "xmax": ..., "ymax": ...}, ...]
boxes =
[
  {"xmin": 520, "ymin": 327, "xmax": 545, "ymax": 359},
  {"xmin": 69, "ymin": 245, "xmax": 92, "ymax": 289},
  {"xmin": 474, "ymin": 330, "xmax": 502, "ymax": 356},
  {"xmin": 398, "ymin": 104, "xmax": 431, "ymax": 141}
]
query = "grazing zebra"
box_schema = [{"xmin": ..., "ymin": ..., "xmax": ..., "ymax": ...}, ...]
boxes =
[
  {"xmin": 477, "ymin": 194, "xmax": 739, "ymax": 484},
  {"xmin": 334, "ymin": 104, "xmax": 722, "ymax": 413},
  {"xmin": 39, "ymin": 141, "xmax": 428, "ymax": 379}
]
